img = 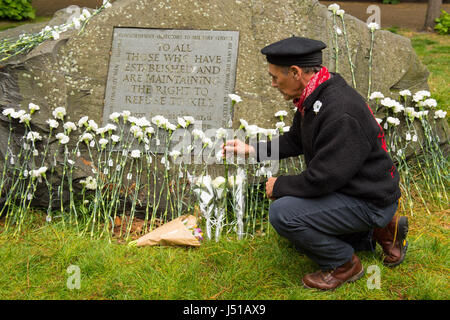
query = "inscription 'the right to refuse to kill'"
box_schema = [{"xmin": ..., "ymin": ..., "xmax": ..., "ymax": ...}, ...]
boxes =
[{"xmin": 103, "ymin": 28, "xmax": 239, "ymax": 129}]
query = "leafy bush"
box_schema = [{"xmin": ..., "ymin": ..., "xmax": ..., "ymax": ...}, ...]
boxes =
[
  {"xmin": 0, "ymin": 0, "xmax": 35, "ymax": 20},
  {"xmin": 434, "ymin": 10, "xmax": 450, "ymax": 35},
  {"xmin": 382, "ymin": 0, "xmax": 400, "ymax": 4}
]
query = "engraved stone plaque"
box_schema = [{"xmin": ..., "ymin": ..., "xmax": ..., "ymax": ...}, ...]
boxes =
[{"xmin": 103, "ymin": 28, "xmax": 239, "ymax": 133}]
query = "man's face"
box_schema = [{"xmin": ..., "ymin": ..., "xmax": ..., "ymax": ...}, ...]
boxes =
[{"xmin": 268, "ymin": 63, "xmax": 304, "ymax": 100}]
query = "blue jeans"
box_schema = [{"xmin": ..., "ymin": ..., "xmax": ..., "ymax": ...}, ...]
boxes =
[{"xmin": 269, "ymin": 193, "xmax": 398, "ymax": 270}]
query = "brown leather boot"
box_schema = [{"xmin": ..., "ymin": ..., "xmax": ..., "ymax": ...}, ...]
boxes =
[
  {"xmin": 373, "ymin": 215, "xmax": 408, "ymax": 267},
  {"xmin": 302, "ymin": 254, "xmax": 365, "ymax": 291}
]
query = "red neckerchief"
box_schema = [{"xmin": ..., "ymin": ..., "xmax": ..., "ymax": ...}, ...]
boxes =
[{"xmin": 293, "ymin": 66, "xmax": 330, "ymax": 116}]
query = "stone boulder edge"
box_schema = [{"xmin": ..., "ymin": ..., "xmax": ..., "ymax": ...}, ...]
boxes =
[{"xmin": 0, "ymin": 0, "xmax": 443, "ymax": 208}]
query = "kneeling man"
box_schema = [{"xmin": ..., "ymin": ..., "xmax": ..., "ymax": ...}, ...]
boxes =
[{"xmin": 223, "ymin": 37, "xmax": 408, "ymax": 291}]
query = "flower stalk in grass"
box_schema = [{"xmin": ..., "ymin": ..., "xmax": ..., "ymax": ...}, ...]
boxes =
[
  {"xmin": 328, "ymin": 4, "xmax": 340, "ymax": 72},
  {"xmin": 366, "ymin": 22, "xmax": 379, "ymax": 100},
  {"xmin": 229, "ymin": 169, "xmax": 246, "ymax": 239},
  {"xmin": 337, "ymin": 9, "xmax": 356, "ymax": 88},
  {"xmin": 0, "ymin": 109, "xmax": 14, "ymax": 201},
  {"xmin": 212, "ymin": 176, "xmax": 227, "ymax": 241}
]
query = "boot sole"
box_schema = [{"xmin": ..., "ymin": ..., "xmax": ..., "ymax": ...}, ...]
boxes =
[
  {"xmin": 302, "ymin": 267, "xmax": 365, "ymax": 291},
  {"xmin": 384, "ymin": 216, "xmax": 409, "ymax": 267}
]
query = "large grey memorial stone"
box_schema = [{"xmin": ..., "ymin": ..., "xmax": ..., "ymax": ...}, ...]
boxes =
[{"xmin": 103, "ymin": 28, "xmax": 239, "ymax": 132}]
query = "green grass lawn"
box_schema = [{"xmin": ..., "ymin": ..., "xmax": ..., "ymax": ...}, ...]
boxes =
[
  {"xmin": 0, "ymin": 19, "xmax": 449, "ymax": 300},
  {"xmin": 0, "ymin": 204, "xmax": 448, "ymax": 300}
]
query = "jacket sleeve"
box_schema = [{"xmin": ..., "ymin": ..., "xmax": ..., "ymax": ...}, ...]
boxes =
[
  {"xmin": 255, "ymin": 111, "xmax": 303, "ymax": 162},
  {"xmin": 272, "ymin": 114, "xmax": 372, "ymax": 198}
]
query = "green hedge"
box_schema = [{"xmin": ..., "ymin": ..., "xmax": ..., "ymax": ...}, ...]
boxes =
[
  {"xmin": 434, "ymin": 10, "xmax": 450, "ymax": 35},
  {"xmin": 0, "ymin": 0, "xmax": 35, "ymax": 20}
]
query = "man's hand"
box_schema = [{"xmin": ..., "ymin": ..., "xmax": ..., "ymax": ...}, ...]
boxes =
[
  {"xmin": 221, "ymin": 139, "xmax": 255, "ymax": 159},
  {"xmin": 265, "ymin": 177, "xmax": 277, "ymax": 200}
]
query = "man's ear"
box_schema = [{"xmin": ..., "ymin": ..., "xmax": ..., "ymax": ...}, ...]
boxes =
[{"xmin": 290, "ymin": 65, "xmax": 303, "ymax": 80}]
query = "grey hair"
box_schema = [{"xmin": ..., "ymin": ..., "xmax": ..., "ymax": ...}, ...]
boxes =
[{"xmin": 281, "ymin": 65, "xmax": 322, "ymax": 74}]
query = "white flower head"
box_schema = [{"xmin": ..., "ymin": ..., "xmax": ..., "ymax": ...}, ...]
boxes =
[
  {"xmin": 393, "ymin": 103, "xmax": 405, "ymax": 114},
  {"xmin": 169, "ymin": 150, "xmax": 181, "ymax": 160},
  {"xmin": 367, "ymin": 22, "xmax": 380, "ymax": 32},
  {"xmin": 99, "ymin": 138, "xmax": 109, "ymax": 148},
  {"xmin": 399, "ymin": 89, "xmax": 411, "ymax": 97},
  {"xmin": 380, "ymin": 97, "xmax": 396, "ymax": 108},
  {"xmin": 81, "ymin": 8, "xmax": 92, "ymax": 20},
  {"xmin": 87, "ymin": 119, "xmax": 98, "ymax": 131},
  {"xmin": 245, "ymin": 124, "xmax": 259, "ymax": 138},
  {"xmin": 56, "ymin": 133, "xmax": 70, "ymax": 144},
  {"xmin": 275, "ymin": 121, "xmax": 285, "ymax": 129},
  {"xmin": 121, "ymin": 110, "xmax": 131, "ymax": 121},
  {"xmin": 166, "ymin": 122, "xmax": 177, "ymax": 132},
  {"xmin": 202, "ymin": 137, "xmax": 213, "ymax": 148},
  {"xmin": 328, "ymin": 3, "xmax": 340, "ymax": 14},
  {"xmin": 386, "ymin": 117, "xmax": 400, "ymax": 126},
  {"xmin": 151, "ymin": 115, "xmax": 169, "ymax": 128},
  {"xmin": 228, "ymin": 94, "xmax": 242, "ymax": 104},
  {"xmin": 51, "ymin": 31, "xmax": 60, "ymax": 40},
  {"xmin": 80, "ymin": 176, "xmax": 97, "ymax": 190},
  {"xmin": 183, "ymin": 116, "xmax": 195, "ymax": 125},
  {"xmin": 2, "ymin": 108, "xmax": 15, "ymax": 117},
  {"xmin": 413, "ymin": 90, "xmax": 431, "ymax": 103},
  {"xmin": 136, "ymin": 117, "xmax": 150, "ymax": 128},
  {"xmin": 369, "ymin": 92, "xmax": 384, "ymax": 100},
  {"xmin": 111, "ymin": 134, "xmax": 120, "ymax": 143},
  {"xmin": 109, "ymin": 112, "xmax": 121, "ymax": 123},
  {"xmin": 421, "ymin": 98, "xmax": 437, "ymax": 108},
  {"xmin": 28, "ymin": 103, "xmax": 40, "ymax": 114},
  {"xmin": 131, "ymin": 149, "xmax": 141, "ymax": 158},
  {"xmin": 177, "ymin": 117, "xmax": 187, "ymax": 128},
  {"xmin": 335, "ymin": 26, "xmax": 342, "ymax": 36},
  {"xmin": 216, "ymin": 127, "xmax": 228, "ymax": 139},
  {"xmin": 145, "ymin": 127, "xmax": 155, "ymax": 136},
  {"xmin": 64, "ymin": 121, "xmax": 77, "ymax": 133},
  {"xmin": 19, "ymin": 113, "xmax": 31, "ymax": 124},
  {"xmin": 52, "ymin": 107, "xmax": 66, "ymax": 120},
  {"xmin": 80, "ymin": 132, "xmax": 93, "ymax": 143},
  {"xmin": 212, "ymin": 176, "xmax": 226, "ymax": 189},
  {"xmin": 78, "ymin": 116, "xmax": 89, "ymax": 127},
  {"xmin": 192, "ymin": 129, "xmax": 205, "ymax": 140},
  {"xmin": 274, "ymin": 110, "xmax": 288, "ymax": 118},
  {"xmin": 434, "ymin": 110, "xmax": 447, "ymax": 119},
  {"xmin": 336, "ymin": 9, "xmax": 345, "ymax": 17},
  {"xmin": 11, "ymin": 109, "xmax": 26, "ymax": 119},
  {"xmin": 26, "ymin": 131, "xmax": 42, "ymax": 142},
  {"xmin": 239, "ymin": 119, "xmax": 249, "ymax": 129}
]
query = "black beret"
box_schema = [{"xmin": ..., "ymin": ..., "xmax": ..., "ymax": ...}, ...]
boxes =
[{"xmin": 261, "ymin": 36, "xmax": 327, "ymax": 67}]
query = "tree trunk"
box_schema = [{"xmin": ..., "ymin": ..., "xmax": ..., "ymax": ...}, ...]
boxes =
[{"xmin": 424, "ymin": 0, "xmax": 443, "ymax": 31}]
